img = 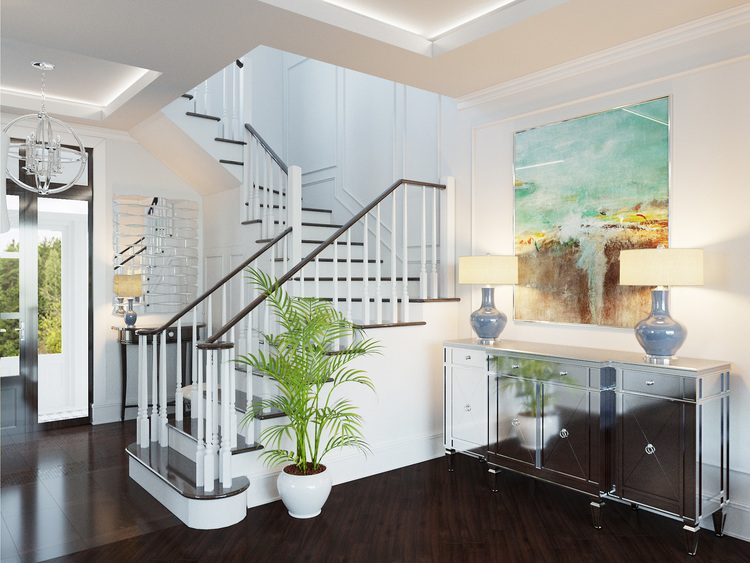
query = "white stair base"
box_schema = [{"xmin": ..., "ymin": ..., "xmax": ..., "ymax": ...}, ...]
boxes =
[{"xmin": 127, "ymin": 444, "xmax": 249, "ymax": 529}]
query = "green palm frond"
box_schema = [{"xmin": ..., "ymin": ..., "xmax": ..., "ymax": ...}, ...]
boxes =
[{"xmin": 237, "ymin": 268, "xmax": 380, "ymax": 474}]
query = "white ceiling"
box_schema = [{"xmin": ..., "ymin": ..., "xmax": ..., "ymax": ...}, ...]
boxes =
[{"xmin": 1, "ymin": 0, "xmax": 748, "ymax": 131}]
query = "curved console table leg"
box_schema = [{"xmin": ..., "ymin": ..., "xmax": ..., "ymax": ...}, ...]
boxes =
[
  {"xmin": 590, "ymin": 500, "xmax": 605, "ymax": 530},
  {"xmin": 684, "ymin": 524, "xmax": 700, "ymax": 556},
  {"xmin": 445, "ymin": 449, "xmax": 456, "ymax": 472},
  {"xmin": 712, "ymin": 506, "xmax": 727, "ymax": 537}
]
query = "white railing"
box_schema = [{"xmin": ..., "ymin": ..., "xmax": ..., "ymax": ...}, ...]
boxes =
[
  {"xmin": 242, "ymin": 123, "xmax": 289, "ymax": 239},
  {"xmin": 135, "ymin": 227, "xmax": 292, "ymax": 492},
  {"xmin": 191, "ymin": 59, "xmax": 244, "ymax": 142}
]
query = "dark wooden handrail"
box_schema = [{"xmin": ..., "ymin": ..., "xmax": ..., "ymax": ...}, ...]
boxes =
[
  {"xmin": 140, "ymin": 227, "xmax": 292, "ymax": 336},
  {"xmin": 245, "ymin": 123, "xmax": 288, "ymax": 174},
  {"xmin": 203, "ymin": 179, "xmax": 445, "ymax": 345}
]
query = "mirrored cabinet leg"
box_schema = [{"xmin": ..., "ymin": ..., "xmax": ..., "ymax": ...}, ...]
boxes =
[
  {"xmin": 445, "ymin": 449, "xmax": 456, "ymax": 472},
  {"xmin": 712, "ymin": 507, "xmax": 727, "ymax": 537},
  {"xmin": 488, "ymin": 466, "xmax": 501, "ymax": 493},
  {"xmin": 590, "ymin": 500, "xmax": 605, "ymax": 529},
  {"xmin": 684, "ymin": 524, "xmax": 700, "ymax": 556}
]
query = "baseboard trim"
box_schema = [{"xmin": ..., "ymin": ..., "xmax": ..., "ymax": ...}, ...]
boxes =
[{"xmin": 90, "ymin": 402, "xmax": 121, "ymax": 425}]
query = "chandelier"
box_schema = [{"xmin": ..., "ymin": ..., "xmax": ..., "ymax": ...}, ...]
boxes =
[{"xmin": 3, "ymin": 62, "xmax": 88, "ymax": 195}]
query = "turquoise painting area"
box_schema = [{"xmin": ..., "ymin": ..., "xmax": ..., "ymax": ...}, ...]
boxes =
[{"xmin": 513, "ymin": 98, "xmax": 669, "ymax": 327}]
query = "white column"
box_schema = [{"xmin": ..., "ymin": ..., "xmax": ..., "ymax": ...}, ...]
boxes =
[
  {"xmin": 420, "ymin": 186, "xmax": 427, "ymax": 299},
  {"xmin": 204, "ymin": 350, "xmax": 216, "ymax": 492},
  {"xmin": 190, "ymin": 308, "xmax": 198, "ymax": 419},
  {"xmin": 439, "ymin": 177, "xmax": 457, "ymax": 298},
  {"xmin": 402, "ymin": 186, "xmax": 409, "ymax": 322},
  {"xmin": 220, "ymin": 349, "xmax": 233, "ymax": 487},
  {"xmin": 137, "ymin": 333, "xmax": 149, "ymax": 447},
  {"xmin": 159, "ymin": 330, "xmax": 168, "ymax": 447},
  {"xmin": 150, "ymin": 334, "xmax": 158, "ymax": 442}
]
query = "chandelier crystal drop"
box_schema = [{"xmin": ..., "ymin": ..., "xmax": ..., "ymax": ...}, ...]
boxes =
[{"xmin": 3, "ymin": 62, "xmax": 88, "ymax": 195}]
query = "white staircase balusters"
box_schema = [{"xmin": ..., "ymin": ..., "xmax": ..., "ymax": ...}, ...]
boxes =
[
  {"xmin": 391, "ymin": 196, "xmax": 398, "ymax": 323},
  {"xmin": 420, "ymin": 186, "xmax": 427, "ymax": 300},
  {"xmin": 431, "ymin": 187, "xmax": 438, "ymax": 299},
  {"xmin": 228, "ymin": 328, "xmax": 238, "ymax": 449},
  {"xmin": 439, "ymin": 176, "xmax": 457, "ymax": 298},
  {"xmin": 376, "ymin": 204, "xmax": 383, "ymax": 324},
  {"xmin": 346, "ymin": 229, "xmax": 353, "ymax": 323},
  {"xmin": 196, "ymin": 344, "xmax": 205, "ymax": 487},
  {"xmin": 402, "ymin": 187, "xmax": 409, "ymax": 323},
  {"xmin": 150, "ymin": 335, "xmax": 158, "ymax": 443},
  {"xmin": 363, "ymin": 215, "xmax": 370, "ymax": 325},
  {"xmin": 221, "ymin": 66, "xmax": 230, "ymax": 138}
]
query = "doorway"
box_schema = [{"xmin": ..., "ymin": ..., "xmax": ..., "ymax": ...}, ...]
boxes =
[{"xmin": 0, "ymin": 150, "xmax": 93, "ymax": 434}]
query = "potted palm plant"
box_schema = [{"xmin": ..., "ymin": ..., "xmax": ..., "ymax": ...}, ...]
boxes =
[{"xmin": 237, "ymin": 268, "xmax": 380, "ymax": 518}]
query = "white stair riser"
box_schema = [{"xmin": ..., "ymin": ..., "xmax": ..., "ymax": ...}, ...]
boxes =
[{"xmin": 292, "ymin": 279, "xmax": 421, "ymax": 297}]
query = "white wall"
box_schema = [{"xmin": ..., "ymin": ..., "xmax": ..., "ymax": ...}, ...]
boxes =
[{"xmin": 446, "ymin": 11, "xmax": 750, "ymax": 540}]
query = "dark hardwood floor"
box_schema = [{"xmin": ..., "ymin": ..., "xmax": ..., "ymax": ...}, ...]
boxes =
[{"xmin": 3, "ymin": 422, "xmax": 748, "ymax": 562}]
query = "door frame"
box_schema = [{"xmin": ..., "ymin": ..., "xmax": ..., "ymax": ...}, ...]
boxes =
[{"xmin": 1, "ymin": 146, "xmax": 94, "ymax": 434}]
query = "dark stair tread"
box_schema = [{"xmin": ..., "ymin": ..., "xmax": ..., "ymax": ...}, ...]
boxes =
[
  {"xmin": 215, "ymin": 137, "xmax": 247, "ymax": 145},
  {"xmin": 182, "ymin": 93, "xmax": 194, "ymax": 100},
  {"xmin": 186, "ymin": 111, "xmax": 221, "ymax": 122},
  {"xmin": 302, "ymin": 222, "xmax": 344, "ymax": 229},
  {"xmin": 126, "ymin": 443, "xmax": 249, "ymax": 500},
  {"xmin": 219, "ymin": 159, "xmax": 243, "ymax": 166}
]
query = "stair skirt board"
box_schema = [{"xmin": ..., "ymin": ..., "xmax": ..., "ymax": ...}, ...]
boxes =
[{"xmin": 127, "ymin": 444, "xmax": 249, "ymax": 529}]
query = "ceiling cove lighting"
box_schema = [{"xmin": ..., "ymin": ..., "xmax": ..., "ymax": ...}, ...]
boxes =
[{"xmin": 3, "ymin": 62, "xmax": 87, "ymax": 195}]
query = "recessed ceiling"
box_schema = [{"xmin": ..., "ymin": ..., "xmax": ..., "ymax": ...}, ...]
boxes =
[{"xmin": 1, "ymin": 0, "xmax": 747, "ymax": 131}]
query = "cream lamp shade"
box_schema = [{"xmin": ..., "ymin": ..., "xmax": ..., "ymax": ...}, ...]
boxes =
[
  {"xmin": 114, "ymin": 274, "xmax": 143, "ymax": 298},
  {"xmin": 458, "ymin": 255, "xmax": 518, "ymax": 285},
  {"xmin": 619, "ymin": 248, "xmax": 703, "ymax": 287}
]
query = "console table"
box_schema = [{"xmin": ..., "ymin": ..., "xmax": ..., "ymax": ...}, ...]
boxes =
[
  {"xmin": 443, "ymin": 339, "xmax": 730, "ymax": 556},
  {"xmin": 113, "ymin": 324, "xmax": 204, "ymax": 421}
]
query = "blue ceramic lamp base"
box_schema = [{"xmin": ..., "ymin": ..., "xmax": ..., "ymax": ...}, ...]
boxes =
[
  {"xmin": 470, "ymin": 287, "xmax": 508, "ymax": 345},
  {"xmin": 634, "ymin": 288, "xmax": 686, "ymax": 364}
]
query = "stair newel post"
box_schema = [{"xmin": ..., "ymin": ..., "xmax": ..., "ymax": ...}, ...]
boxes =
[
  {"xmin": 203, "ymin": 79, "xmax": 211, "ymax": 120},
  {"xmin": 175, "ymin": 318, "xmax": 183, "ymax": 422},
  {"xmin": 431, "ymin": 187, "xmax": 438, "ymax": 299},
  {"xmin": 242, "ymin": 131, "xmax": 250, "ymax": 224},
  {"xmin": 204, "ymin": 349, "xmax": 216, "ymax": 492},
  {"xmin": 159, "ymin": 330, "xmax": 168, "ymax": 447},
  {"xmin": 391, "ymin": 194, "xmax": 398, "ymax": 323},
  {"xmin": 137, "ymin": 332, "xmax": 149, "ymax": 447},
  {"xmin": 402, "ymin": 185, "xmax": 410, "ymax": 322},
  {"xmin": 150, "ymin": 333, "xmax": 159, "ymax": 442},
  {"xmin": 363, "ymin": 213, "xmax": 370, "ymax": 325},
  {"xmin": 376, "ymin": 203, "xmax": 383, "ymax": 324},
  {"xmin": 289, "ymin": 165, "xmax": 302, "ymax": 268},
  {"xmin": 244, "ymin": 279, "xmax": 255, "ymax": 443},
  {"xmin": 191, "ymin": 308, "xmax": 199, "ymax": 419},
  {"xmin": 439, "ymin": 177, "xmax": 457, "ymax": 298},
  {"xmin": 221, "ymin": 66, "xmax": 229, "ymax": 138},
  {"xmin": 208, "ymin": 295, "xmax": 213, "ymax": 338},
  {"xmin": 219, "ymin": 345, "xmax": 234, "ymax": 487},
  {"xmin": 420, "ymin": 185, "xmax": 428, "ymax": 300},
  {"xmin": 195, "ymin": 342, "xmax": 205, "ymax": 486}
]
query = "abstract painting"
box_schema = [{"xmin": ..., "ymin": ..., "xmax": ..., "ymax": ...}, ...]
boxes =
[{"xmin": 513, "ymin": 97, "xmax": 669, "ymax": 327}]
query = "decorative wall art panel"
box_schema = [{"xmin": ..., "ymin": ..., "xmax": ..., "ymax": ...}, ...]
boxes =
[{"xmin": 513, "ymin": 97, "xmax": 669, "ymax": 327}]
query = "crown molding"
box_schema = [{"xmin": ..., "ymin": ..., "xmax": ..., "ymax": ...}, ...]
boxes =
[{"xmin": 457, "ymin": 3, "xmax": 750, "ymax": 110}]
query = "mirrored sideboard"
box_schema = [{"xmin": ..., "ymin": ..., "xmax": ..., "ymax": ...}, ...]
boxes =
[{"xmin": 443, "ymin": 339, "xmax": 730, "ymax": 556}]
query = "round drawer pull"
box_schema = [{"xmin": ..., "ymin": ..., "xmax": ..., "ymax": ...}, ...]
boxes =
[
  {"xmin": 465, "ymin": 355, "xmax": 472, "ymax": 360},
  {"xmin": 645, "ymin": 443, "xmax": 656, "ymax": 455},
  {"xmin": 511, "ymin": 417, "xmax": 520, "ymax": 427},
  {"xmin": 464, "ymin": 404, "xmax": 472, "ymax": 412},
  {"xmin": 559, "ymin": 428, "xmax": 569, "ymax": 439},
  {"xmin": 646, "ymin": 380, "xmax": 655, "ymax": 386}
]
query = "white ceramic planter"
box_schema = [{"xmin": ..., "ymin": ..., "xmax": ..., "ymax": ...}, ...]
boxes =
[{"xmin": 277, "ymin": 465, "xmax": 333, "ymax": 518}]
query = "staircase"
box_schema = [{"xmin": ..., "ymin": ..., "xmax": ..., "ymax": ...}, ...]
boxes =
[{"xmin": 125, "ymin": 59, "xmax": 458, "ymax": 529}]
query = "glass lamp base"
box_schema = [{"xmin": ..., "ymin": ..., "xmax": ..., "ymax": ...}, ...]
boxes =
[
  {"xmin": 470, "ymin": 287, "xmax": 508, "ymax": 344},
  {"xmin": 634, "ymin": 288, "xmax": 686, "ymax": 359}
]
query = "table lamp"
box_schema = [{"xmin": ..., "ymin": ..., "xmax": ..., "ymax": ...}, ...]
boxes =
[
  {"xmin": 114, "ymin": 274, "xmax": 143, "ymax": 328},
  {"xmin": 619, "ymin": 246, "xmax": 703, "ymax": 363},
  {"xmin": 459, "ymin": 255, "xmax": 518, "ymax": 344}
]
